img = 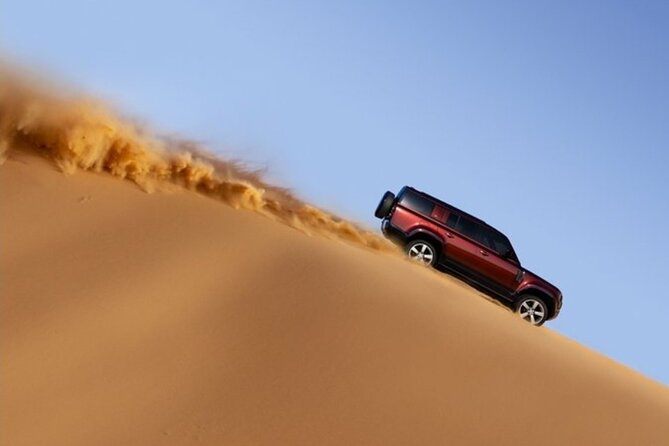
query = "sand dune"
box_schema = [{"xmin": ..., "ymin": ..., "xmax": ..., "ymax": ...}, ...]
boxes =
[
  {"xmin": 2, "ymin": 151, "xmax": 669, "ymax": 445},
  {"xmin": 2, "ymin": 69, "xmax": 669, "ymax": 444}
]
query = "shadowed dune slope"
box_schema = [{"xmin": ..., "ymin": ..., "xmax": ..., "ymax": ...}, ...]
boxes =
[{"xmin": 2, "ymin": 153, "xmax": 669, "ymax": 446}]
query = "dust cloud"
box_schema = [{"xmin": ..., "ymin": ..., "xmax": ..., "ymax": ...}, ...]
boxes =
[{"xmin": 0, "ymin": 66, "xmax": 393, "ymax": 252}]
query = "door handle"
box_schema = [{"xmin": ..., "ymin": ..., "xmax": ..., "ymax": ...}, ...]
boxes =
[
  {"xmin": 445, "ymin": 232, "xmax": 454, "ymax": 238},
  {"xmin": 480, "ymin": 250, "xmax": 489, "ymax": 256}
]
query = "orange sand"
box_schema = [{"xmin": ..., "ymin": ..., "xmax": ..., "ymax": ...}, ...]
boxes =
[{"xmin": 2, "ymin": 152, "xmax": 668, "ymax": 445}]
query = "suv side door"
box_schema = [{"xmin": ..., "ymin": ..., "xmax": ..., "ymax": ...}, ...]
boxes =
[
  {"xmin": 475, "ymin": 227, "xmax": 521, "ymax": 293},
  {"xmin": 441, "ymin": 213, "xmax": 492, "ymax": 282},
  {"xmin": 442, "ymin": 214, "xmax": 518, "ymax": 296}
]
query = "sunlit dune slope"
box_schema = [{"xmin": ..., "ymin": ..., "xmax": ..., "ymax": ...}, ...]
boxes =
[{"xmin": 2, "ymin": 152, "xmax": 669, "ymax": 446}]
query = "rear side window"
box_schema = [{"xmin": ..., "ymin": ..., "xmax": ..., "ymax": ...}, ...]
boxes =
[
  {"xmin": 430, "ymin": 206, "xmax": 447, "ymax": 223},
  {"xmin": 445, "ymin": 212, "xmax": 491, "ymax": 249},
  {"xmin": 446, "ymin": 213, "xmax": 459, "ymax": 228},
  {"xmin": 453, "ymin": 217, "xmax": 484, "ymax": 244},
  {"xmin": 399, "ymin": 191, "xmax": 434, "ymax": 217}
]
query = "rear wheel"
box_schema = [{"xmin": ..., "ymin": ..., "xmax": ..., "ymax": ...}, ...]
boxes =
[
  {"xmin": 515, "ymin": 296, "xmax": 548, "ymax": 326},
  {"xmin": 406, "ymin": 240, "xmax": 438, "ymax": 267},
  {"xmin": 374, "ymin": 191, "xmax": 396, "ymax": 218}
]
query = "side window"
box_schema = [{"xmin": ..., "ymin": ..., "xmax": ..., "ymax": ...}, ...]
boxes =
[
  {"xmin": 446, "ymin": 212, "xmax": 459, "ymax": 229},
  {"xmin": 430, "ymin": 206, "xmax": 447, "ymax": 223},
  {"xmin": 487, "ymin": 231, "xmax": 514, "ymax": 258},
  {"xmin": 399, "ymin": 191, "xmax": 434, "ymax": 217},
  {"xmin": 454, "ymin": 217, "xmax": 481, "ymax": 242},
  {"xmin": 454, "ymin": 218, "xmax": 497, "ymax": 250},
  {"xmin": 477, "ymin": 227, "xmax": 499, "ymax": 251}
]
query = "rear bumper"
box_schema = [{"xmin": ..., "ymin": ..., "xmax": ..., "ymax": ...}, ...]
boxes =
[
  {"xmin": 381, "ymin": 218, "xmax": 392, "ymax": 236},
  {"xmin": 381, "ymin": 218, "xmax": 407, "ymax": 245}
]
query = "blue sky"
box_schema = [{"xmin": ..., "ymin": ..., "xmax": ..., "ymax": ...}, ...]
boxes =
[{"xmin": 3, "ymin": 1, "xmax": 669, "ymax": 384}]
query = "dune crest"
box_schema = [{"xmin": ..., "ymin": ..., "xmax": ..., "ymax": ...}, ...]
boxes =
[{"xmin": 0, "ymin": 68, "xmax": 391, "ymax": 251}]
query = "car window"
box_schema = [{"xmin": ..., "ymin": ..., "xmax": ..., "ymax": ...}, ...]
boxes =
[
  {"xmin": 399, "ymin": 191, "xmax": 434, "ymax": 217},
  {"xmin": 454, "ymin": 217, "xmax": 484, "ymax": 243},
  {"xmin": 446, "ymin": 212, "xmax": 459, "ymax": 228},
  {"xmin": 477, "ymin": 227, "xmax": 500, "ymax": 252},
  {"xmin": 430, "ymin": 206, "xmax": 448, "ymax": 223},
  {"xmin": 453, "ymin": 217, "xmax": 503, "ymax": 251},
  {"xmin": 488, "ymin": 231, "xmax": 519, "ymax": 262},
  {"xmin": 486, "ymin": 231, "xmax": 510, "ymax": 255}
]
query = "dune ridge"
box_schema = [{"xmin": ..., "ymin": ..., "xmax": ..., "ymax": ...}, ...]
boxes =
[{"xmin": 0, "ymin": 67, "xmax": 391, "ymax": 251}]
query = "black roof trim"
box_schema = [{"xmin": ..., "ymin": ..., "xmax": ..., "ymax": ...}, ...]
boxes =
[{"xmin": 403, "ymin": 186, "xmax": 506, "ymax": 237}]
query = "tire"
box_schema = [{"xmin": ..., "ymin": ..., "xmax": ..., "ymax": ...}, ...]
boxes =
[
  {"xmin": 406, "ymin": 239, "xmax": 438, "ymax": 267},
  {"xmin": 515, "ymin": 296, "xmax": 548, "ymax": 326},
  {"xmin": 374, "ymin": 191, "xmax": 396, "ymax": 219}
]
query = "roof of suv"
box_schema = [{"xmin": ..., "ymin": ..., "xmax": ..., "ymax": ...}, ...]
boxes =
[{"xmin": 402, "ymin": 186, "xmax": 507, "ymax": 238}]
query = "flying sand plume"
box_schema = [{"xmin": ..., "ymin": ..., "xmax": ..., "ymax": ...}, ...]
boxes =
[{"xmin": 0, "ymin": 66, "xmax": 393, "ymax": 252}]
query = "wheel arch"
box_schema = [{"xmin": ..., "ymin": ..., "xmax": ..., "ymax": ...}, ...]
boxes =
[{"xmin": 406, "ymin": 229, "xmax": 444, "ymax": 256}]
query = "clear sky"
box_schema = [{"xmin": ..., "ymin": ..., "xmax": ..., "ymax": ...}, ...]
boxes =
[{"xmin": 3, "ymin": 1, "xmax": 668, "ymax": 384}]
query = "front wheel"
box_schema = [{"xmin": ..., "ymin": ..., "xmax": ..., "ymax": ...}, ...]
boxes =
[
  {"xmin": 515, "ymin": 296, "xmax": 548, "ymax": 326},
  {"xmin": 406, "ymin": 240, "xmax": 438, "ymax": 267}
]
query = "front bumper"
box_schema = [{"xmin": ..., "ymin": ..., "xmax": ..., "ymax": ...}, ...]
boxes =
[{"xmin": 551, "ymin": 292, "xmax": 563, "ymax": 319}]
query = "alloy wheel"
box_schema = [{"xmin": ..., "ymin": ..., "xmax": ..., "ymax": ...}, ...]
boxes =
[
  {"xmin": 407, "ymin": 242, "xmax": 435, "ymax": 265},
  {"xmin": 517, "ymin": 298, "xmax": 547, "ymax": 325}
]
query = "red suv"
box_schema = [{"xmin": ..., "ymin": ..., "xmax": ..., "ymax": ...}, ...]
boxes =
[{"xmin": 375, "ymin": 186, "xmax": 562, "ymax": 325}]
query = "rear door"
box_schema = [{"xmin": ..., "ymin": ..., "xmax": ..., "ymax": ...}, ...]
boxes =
[{"xmin": 441, "ymin": 214, "xmax": 489, "ymax": 277}]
